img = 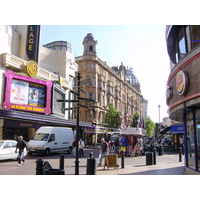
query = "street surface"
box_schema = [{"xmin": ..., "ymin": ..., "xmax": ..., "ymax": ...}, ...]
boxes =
[{"xmin": 0, "ymin": 146, "xmax": 185, "ymax": 175}]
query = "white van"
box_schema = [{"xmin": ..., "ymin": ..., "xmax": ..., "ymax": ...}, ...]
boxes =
[{"xmin": 27, "ymin": 126, "xmax": 74, "ymax": 156}]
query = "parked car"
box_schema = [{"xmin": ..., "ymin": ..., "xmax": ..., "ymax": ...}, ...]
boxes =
[{"xmin": 0, "ymin": 140, "xmax": 27, "ymax": 161}]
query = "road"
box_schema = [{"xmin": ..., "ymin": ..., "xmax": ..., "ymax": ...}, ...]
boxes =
[{"xmin": 0, "ymin": 146, "xmax": 186, "ymax": 175}]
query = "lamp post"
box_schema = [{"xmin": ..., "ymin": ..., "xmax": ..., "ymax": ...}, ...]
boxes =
[
  {"xmin": 75, "ymin": 72, "xmax": 81, "ymax": 175},
  {"xmin": 158, "ymin": 104, "xmax": 161, "ymax": 124},
  {"xmin": 158, "ymin": 104, "xmax": 161, "ymax": 141}
]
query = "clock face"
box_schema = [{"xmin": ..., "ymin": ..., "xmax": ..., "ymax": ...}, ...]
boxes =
[{"xmin": 88, "ymin": 64, "xmax": 93, "ymax": 68}]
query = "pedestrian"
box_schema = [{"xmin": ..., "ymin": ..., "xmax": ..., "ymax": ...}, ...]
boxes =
[
  {"xmin": 98, "ymin": 138, "xmax": 108, "ymax": 166},
  {"xmin": 72, "ymin": 139, "xmax": 76, "ymax": 157},
  {"xmin": 78, "ymin": 138, "xmax": 85, "ymax": 157},
  {"xmin": 15, "ymin": 136, "xmax": 27, "ymax": 166},
  {"xmin": 114, "ymin": 137, "xmax": 120, "ymax": 154},
  {"xmin": 120, "ymin": 135, "xmax": 127, "ymax": 154}
]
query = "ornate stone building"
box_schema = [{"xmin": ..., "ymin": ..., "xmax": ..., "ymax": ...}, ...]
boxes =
[{"xmin": 75, "ymin": 33, "xmax": 143, "ymax": 127}]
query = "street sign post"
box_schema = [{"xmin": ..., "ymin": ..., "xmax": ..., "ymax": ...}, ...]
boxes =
[{"xmin": 56, "ymin": 74, "xmax": 94, "ymax": 175}]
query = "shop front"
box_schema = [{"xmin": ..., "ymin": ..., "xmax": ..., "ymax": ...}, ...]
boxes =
[
  {"xmin": 84, "ymin": 126, "xmax": 107, "ymax": 146},
  {"xmin": 166, "ymin": 25, "xmax": 200, "ymax": 174}
]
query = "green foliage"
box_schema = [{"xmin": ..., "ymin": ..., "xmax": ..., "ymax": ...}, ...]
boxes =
[
  {"xmin": 145, "ymin": 118, "xmax": 155, "ymax": 137},
  {"xmin": 103, "ymin": 103, "xmax": 121, "ymax": 128},
  {"xmin": 131, "ymin": 112, "xmax": 139, "ymax": 127}
]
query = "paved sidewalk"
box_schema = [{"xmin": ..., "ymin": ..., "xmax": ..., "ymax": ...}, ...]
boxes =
[
  {"xmin": 65, "ymin": 147, "xmax": 186, "ymax": 175},
  {"xmin": 0, "ymin": 146, "xmax": 186, "ymax": 175}
]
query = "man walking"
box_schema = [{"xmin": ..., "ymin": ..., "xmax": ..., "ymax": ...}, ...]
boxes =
[
  {"xmin": 98, "ymin": 138, "xmax": 108, "ymax": 166},
  {"xmin": 15, "ymin": 136, "xmax": 27, "ymax": 166}
]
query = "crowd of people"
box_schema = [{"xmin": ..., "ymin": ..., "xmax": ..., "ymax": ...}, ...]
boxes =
[{"xmin": 107, "ymin": 135, "xmax": 144, "ymax": 157}]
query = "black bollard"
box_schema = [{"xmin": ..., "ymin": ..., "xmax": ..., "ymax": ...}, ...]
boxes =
[
  {"xmin": 179, "ymin": 147, "xmax": 182, "ymax": 162},
  {"xmin": 146, "ymin": 152, "xmax": 153, "ymax": 165},
  {"xmin": 36, "ymin": 158, "xmax": 44, "ymax": 175},
  {"xmin": 59, "ymin": 153, "xmax": 65, "ymax": 170},
  {"xmin": 158, "ymin": 145, "xmax": 164, "ymax": 156},
  {"xmin": 121, "ymin": 150, "xmax": 125, "ymax": 168},
  {"xmin": 153, "ymin": 148, "xmax": 156, "ymax": 165},
  {"xmin": 86, "ymin": 152, "xmax": 97, "ymax": 175}
]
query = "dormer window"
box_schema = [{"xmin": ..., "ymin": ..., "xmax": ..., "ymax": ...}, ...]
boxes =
[{"xmin": 89, "ymin": 45, "xmax": 93, "ymax": 51}]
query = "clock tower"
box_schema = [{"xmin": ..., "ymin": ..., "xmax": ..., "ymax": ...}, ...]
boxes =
[{"xmin": 83, "ymin": 33, "xmax": 98, "ymax": 57}]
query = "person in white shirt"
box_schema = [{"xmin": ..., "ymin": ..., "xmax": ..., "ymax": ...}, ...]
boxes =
[{"xmin": 78, "ymin": 138, "xmax": 85, "ymax": 157}]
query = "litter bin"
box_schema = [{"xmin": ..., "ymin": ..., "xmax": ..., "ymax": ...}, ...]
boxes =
[
  {"xmin": 45, "ymin": 168, "xmax": 65, "ymax": 175},
  {"xmin": 146, "ymin": 152, "xmax": 153, "ymax": 165},
  {"xmin": 158, "ymin": 145, "xmax": 164, "ymax": 156},
  {"xmin": 86, "ymin": 152, "xmax": 97, "ymax": 175}
]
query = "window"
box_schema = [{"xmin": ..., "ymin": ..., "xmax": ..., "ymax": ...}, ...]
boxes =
[
  {"xmin": 196, "ymin": 119, "xmax": 200, "ymax": 171},
  {"xmin": 167, "ymin": 25, "xmax": 200, "ymax": 65},
  {"xmin": 88, "ymin": 92, "xmax": 93, "ymax": 100},
  {"xmin": 10, "ymin": 142, "xmax": 16, "ymax": 148},
  {"xmin": 178, "ymin": 28, "xmax": 187, "ymax": 59},
  {"xmin": 186, "ymin": 111, "xmax": 195, "ymax": 170},
  {"xmin": 49, "ymin": 134, "xmax": 55, "ymax": 142},
  {"xmin": 190, "ymin": 25, "xmax": 200, "ymax": 49},
  {"xmin": 102, "ymin": 95, "xmax": 104, "ymax": 105},
  {"xmin": 89, "ymin": 46, "xmax": 93, "ymax": 51},
  {"xmin": 3, "ymin": 142, "xmax": 10, "ymax": 149}
]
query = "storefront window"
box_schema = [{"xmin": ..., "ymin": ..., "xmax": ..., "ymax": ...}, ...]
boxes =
[
  {"xmin": 186, "ymin": 112, "xmax": 195, "ymax": 169},
  {"xmin": 195, "ymin": 109, "xmax": 200, "ymax": 171},
  {"xmin": 189, "ymin": 25, "xmax": 200, "ymax": 49}
]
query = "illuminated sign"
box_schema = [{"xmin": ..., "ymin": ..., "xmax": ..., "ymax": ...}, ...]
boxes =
[
  {"xmin": 176, "ymin": 70, "xmax": 189, "ymax": 95},
  {"xmin": 3, "ymin": 70, "xmax": 52, "ymax": 115},
  {"xmin": 25, "ymin": 60, "xmax": 38, "ymax": 77}
]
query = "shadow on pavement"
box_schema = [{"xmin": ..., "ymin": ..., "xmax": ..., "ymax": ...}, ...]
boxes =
[{"xmin": 121, "ymin": 166, "xmax": 186, "ymax": 175}]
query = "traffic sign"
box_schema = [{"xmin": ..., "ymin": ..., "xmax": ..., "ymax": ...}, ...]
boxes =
[{"xmin": 80, "ymin": 77, "xmax": 92, "ymax": 86}]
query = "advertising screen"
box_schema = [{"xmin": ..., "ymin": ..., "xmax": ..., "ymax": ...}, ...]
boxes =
[{"xmin": 3, "ymin": 70, "xmax": 52, "ymax": 115}]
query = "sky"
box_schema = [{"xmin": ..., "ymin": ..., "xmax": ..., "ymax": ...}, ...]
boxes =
[{"xmin": 40, "ymin": 25, "xmax": 170, "ymax": 123}]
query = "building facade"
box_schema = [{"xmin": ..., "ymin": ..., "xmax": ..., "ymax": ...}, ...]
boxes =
[
  {"xmin": 0, "ymin": 25, "xmax": 90, "ymax": 141},
  {"xmin": 166, "ymin": 25, "xmax": 200, "ymax": 175},
  {"xmin": 76, "ymin": 33, "xmax": 144, "ymax": 129}
]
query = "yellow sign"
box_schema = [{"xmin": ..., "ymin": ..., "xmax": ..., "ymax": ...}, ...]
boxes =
[{"xmin": 25, "ymin": 60, "xmax": 38, "ymax": 77}]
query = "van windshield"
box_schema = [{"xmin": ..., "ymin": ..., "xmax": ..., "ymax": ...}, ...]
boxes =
[{"xmin": 31, "ymin": 133, "xmax": 50, "ymax": 141}]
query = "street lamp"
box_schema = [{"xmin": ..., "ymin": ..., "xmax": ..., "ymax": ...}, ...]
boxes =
[{"xmin": 158, "ymin": 104, "xmax": 161, "ymax": 124}]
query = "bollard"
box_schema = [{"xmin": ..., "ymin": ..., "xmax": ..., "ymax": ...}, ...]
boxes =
[
  {"xmin": 86, "ymin": 152, "xmax": 97, "ymax": 175},
  {"xmin": 153, "ymin": 148, "xmax": 156, "ymax": 165},
  {"xmin": 121, "ymin": 150, "xmax": 125, "ymax": 168},
  {"xmin": 158, "ymin": 145, "xmax": 164, "ymax": 156},
  {"xmin": 146, "ymin": 152, "xmax": 153, "ymax": 165},
  {"xmin": 36, "ymin": 158, "xmax": 44, "ymax": 175},
  {"xmin": 179, "ymin": 147, "xmax": 182, "ymax": 162},
  {"xmin": 59, "ymin": 153, "xmax": 65, "ymax": 170}
]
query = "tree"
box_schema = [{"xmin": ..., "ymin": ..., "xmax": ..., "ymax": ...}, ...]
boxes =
[
  {"xmin": 103, "ymin": 103, "xmax": 121, "ymax": 128},
  {"xmin": 145, "ymin": 118, "xmax": 155, "ymax": 137},
  {"xmin": 131, "ymin": 112, "xmax": 139, "ymax": 127}
]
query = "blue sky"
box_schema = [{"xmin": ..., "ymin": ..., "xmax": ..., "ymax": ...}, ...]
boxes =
[{"xmin": 40, "ymin": 25, "xmax": 170, "ymax": 123}]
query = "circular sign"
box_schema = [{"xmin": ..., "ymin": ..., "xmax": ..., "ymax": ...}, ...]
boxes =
[{"xmin": 176, "ymin": 70, "xmax": 188, "ymax": 95}]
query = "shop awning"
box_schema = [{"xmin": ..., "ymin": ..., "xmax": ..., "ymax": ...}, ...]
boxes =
[
  {"xmin": 160, "ymin": 124, "xmax": 184, "ymax": 134},
  {"xmin": 0, "ymin": 109, "xmax": 92, "ymax": 128},
  {"xmin": 160, "ymin": 126, "xmax": 171, "ymax": 134},
  {"xmin": 169, "ymin": 125, "xmax": 184, "ymax": 134}
]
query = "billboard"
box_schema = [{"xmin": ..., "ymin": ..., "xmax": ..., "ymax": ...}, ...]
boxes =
[{"xmin": 3, "ymin": 70, "xmax": 52, "ymax": 115}]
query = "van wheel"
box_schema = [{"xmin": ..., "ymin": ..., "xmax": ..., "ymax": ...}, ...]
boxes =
[{"xmin": 45, "ymin": 148, "xmax": 50, "ymax": 156}]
